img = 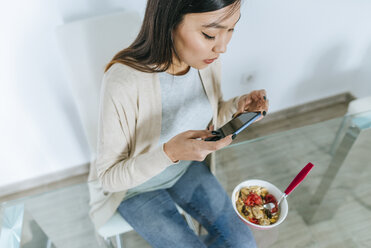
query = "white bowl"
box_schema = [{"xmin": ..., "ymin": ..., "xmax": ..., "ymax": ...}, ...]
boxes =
[{"xmin": 231, "ymin": 179, "xmax": 288, "ymax": 230}]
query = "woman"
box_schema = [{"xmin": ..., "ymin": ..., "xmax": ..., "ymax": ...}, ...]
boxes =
[{"xmin": 88, "ymin": 0, "xmax": 268, "ymax": 247}]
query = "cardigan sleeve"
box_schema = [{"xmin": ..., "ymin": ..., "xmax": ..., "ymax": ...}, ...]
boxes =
[{"xmin": 94, "ymin": 68, "xmax": 174, "ymax": 193}]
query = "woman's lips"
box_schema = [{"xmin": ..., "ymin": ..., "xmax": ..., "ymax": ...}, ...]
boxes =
[{"xmin": 203, "ymin": 58, "xmax": 217, "ymax": 64}]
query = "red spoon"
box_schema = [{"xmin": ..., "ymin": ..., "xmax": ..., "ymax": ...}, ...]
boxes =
[{"xmin": 264, "ymin": 162, "xmax": 315, "ymax": 211}]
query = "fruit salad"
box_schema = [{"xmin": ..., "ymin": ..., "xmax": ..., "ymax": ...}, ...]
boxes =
[{"xmin": 235, "ymin": 186, "xmax": 279, "ymax": 226}]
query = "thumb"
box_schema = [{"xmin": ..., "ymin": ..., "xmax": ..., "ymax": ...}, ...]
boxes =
[
  {"xmin": 204, "ymin": 134, "xmax": 233, "ymax": 151},
  {"xmin": 184, "ymin": 130, "xmax": 212, "ymax": 139},
  {"xmin": 244, "ymin": 98, "xmax": 252, "ymax": 110},
  {"xmin": 208, "ymin": 125, "xmax": 214, "ymax": 131},
  {"xmin": 234, "ymin": 98, "xmax": 252, "ymax": 118},
  {"xmin": 214, "ymin": 134, "xmax": 233, "ymax": 150}
]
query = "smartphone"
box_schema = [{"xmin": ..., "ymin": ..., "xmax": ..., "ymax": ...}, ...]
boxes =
[{"xmin": 205, "ymin": 112, "xmax": 261, "ymax": 141}]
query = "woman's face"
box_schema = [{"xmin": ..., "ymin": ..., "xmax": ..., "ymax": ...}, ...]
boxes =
[{"xmin": 172, "ymin": 5, "xmax": 241, "ymax": 70}]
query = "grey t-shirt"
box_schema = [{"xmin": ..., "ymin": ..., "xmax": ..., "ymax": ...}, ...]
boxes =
[{"xmin": 123, "ymin": 67, "xmax": 213, "ymax": 200}]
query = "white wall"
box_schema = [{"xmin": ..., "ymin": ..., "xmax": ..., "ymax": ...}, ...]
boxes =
[
  {"xmin": 1, "ymin": 0, "xmax": 370, "ymax": 192},
  {"xmin": 224, "ymin": 0, "xmax": 371, "ymax": 111}
]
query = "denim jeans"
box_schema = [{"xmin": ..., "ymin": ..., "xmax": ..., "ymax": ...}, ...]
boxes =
[{"xmin": 117, "ymin": 161, "xmax": 257, "ymax": 248}]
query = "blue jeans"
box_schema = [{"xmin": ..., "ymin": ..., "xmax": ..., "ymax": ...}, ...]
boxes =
[{"xmin": 117, "ymin": 161, "xmax": 257, "ymax": 248}]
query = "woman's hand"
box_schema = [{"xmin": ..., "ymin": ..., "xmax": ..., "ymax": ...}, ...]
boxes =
[
  {"xmin": 163, "ymin": 130, "xmax": 232, "ymax": 163},
  {"xmin": 233, "ymin": 89, "xmax": 269, "ymax": 119}
]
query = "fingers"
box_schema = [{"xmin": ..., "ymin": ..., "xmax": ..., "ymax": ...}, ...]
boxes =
[
  {"xmin": 233, "ymin": 95, "xmax": 250, "ymax": 118},
  {"xmin": 232, "ymin": 112, "xmax": 240, "ymax": 119},
  {"xmin": 184, "ymin": 130, "xmax": 214, "ymax": 140},
  {"xmin": 238, "ymin": 98, "xmax": 251, "ymax": 114},
  {"xmin": 202, "ymin": 134, "xmax": 233, "ymax": 151},
  {"xmin": 259, "ymin": 89, "xmax": 267, "ymax": 100},
  {"xmin": 207, "ymin": 125, "xmax": 214, "ymax": 131},
  {"xmin": 234, "ymin": 90, "xmax": 269, "ymax": 119},
  {"xmin": 256, "ymin": 115, "xmax": 264, "ymax": 122},
  {"xmin": 252, "ymin": 89, "xmax": 266, "ymax": 100},
  {"xmin": 251, "ymin": 90, "xmax": 266, "ymax": 105},
  {"xmin": 217, "ymin": 134, "xmax": 233, "ymax": 148},
  {"xmin": 248, "ymin": 89, "xmax": 269, "ymax": 114}
]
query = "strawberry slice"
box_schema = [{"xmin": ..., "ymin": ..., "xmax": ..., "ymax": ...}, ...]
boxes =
[{"xmin": 244, "ymin": 193, "xmax": 262, "ymax": 206}]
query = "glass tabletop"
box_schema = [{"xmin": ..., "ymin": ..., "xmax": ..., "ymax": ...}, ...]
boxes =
[
  {"xmin": 1, "ymin": 111, "xmax": 370, "ymax": 248},
  {"xmin": 215, "ymin": 110, "xmax": 371, "ymax": 247},
  {"xmin": 0, "ymin": 183, "xmax": 100, "ymax": 248}
]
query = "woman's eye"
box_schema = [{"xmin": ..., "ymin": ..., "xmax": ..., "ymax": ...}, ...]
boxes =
[{"xmin": 202, "ymin": 32, "xmax": 215, "ymax": 40}]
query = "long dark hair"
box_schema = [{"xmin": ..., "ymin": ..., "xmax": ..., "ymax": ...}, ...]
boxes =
[{"xmin": 105, "ymin": 0, "xmax": 241, "ymax": 73}]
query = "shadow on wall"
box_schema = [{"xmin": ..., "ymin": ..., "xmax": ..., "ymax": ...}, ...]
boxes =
[
  {"xmin": 59, "ymin": 0, "xmax": 147, "ymax": 23},
  {"xmin": 294, "ymin": 43, "xmax": 371, "ymax": 100}
]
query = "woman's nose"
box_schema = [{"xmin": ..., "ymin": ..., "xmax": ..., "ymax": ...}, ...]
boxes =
[
  {"xmin": 213, "ymin": 44, "xmax": 227, "ymax": 54},
  {"xmin": 212, "ymin": 39, "xmax": 227, "ymax": 54}
]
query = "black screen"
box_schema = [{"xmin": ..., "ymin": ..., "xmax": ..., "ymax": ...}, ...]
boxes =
[{"xmin": 220, "ymin": 112, "xmax": 259, "ymax": 136}]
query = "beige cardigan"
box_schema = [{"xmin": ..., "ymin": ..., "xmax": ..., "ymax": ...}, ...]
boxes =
[{"xmin": 88, "ymin": 60, "xmax": 240, "ymax": 229}]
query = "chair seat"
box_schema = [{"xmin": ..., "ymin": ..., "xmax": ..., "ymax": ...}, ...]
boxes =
[
  {"xmin": 97, "ymin": 212, "xmax": 133, "ymax": 239},
  {"xmin": 348, "ymin": 96, "xmax": 371, "ymax": 129},
  {"xmin": 347, "ymin": 96, "xmax": 371, "ymax": 115},
  {"xmin": 352, "ymin": 113, "xmax": 371, "ymax": 129}
]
